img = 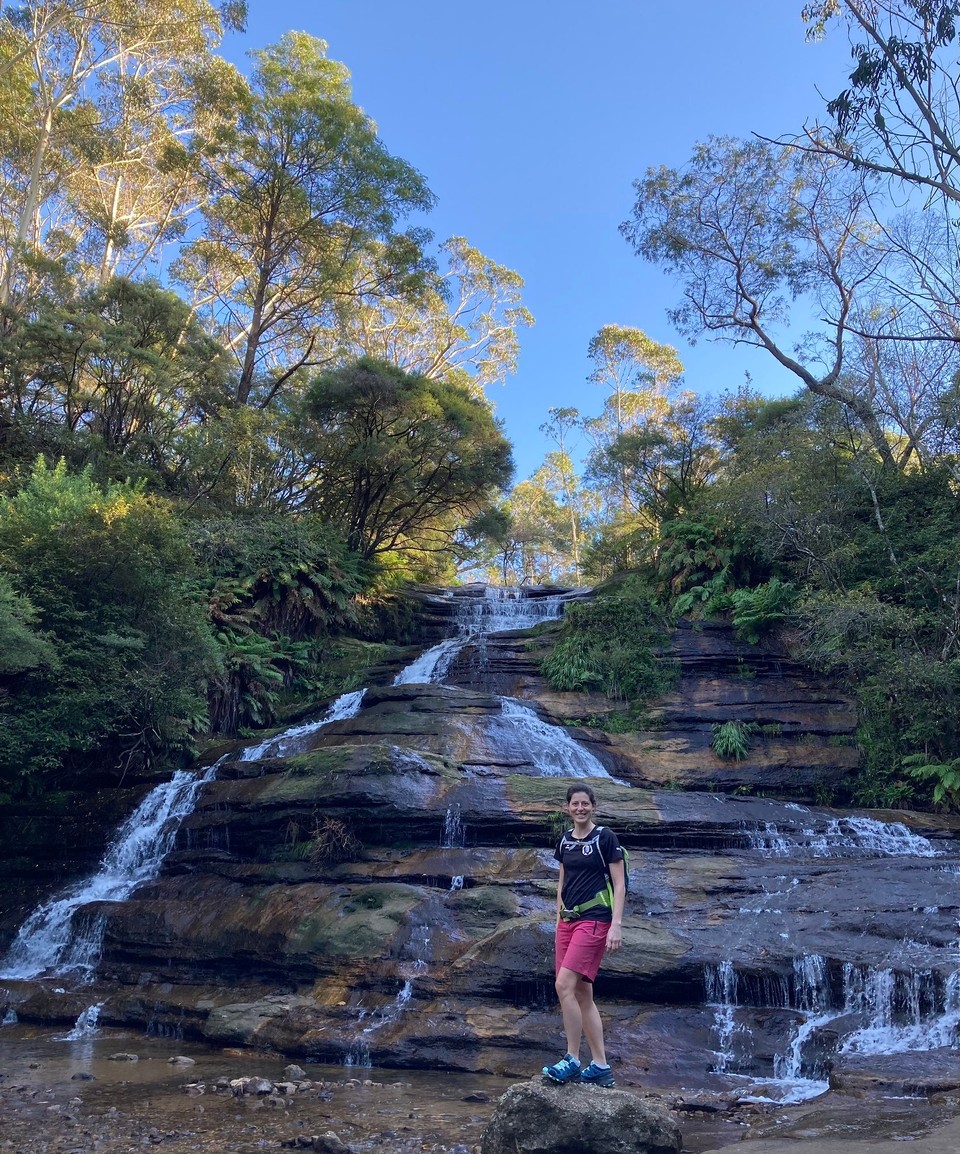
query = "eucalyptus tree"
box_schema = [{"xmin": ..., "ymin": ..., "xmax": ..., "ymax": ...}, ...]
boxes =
[
  {"xmin": 587, "ymin": 324, "xmax": 683, "ymax": 434},
  {"xmin": 334, "ymin": 235, "xmax": 534, "ymax": 394},
  {"xmin": 581, "ymin": 325, "xmax": 686, "ymax": 524},
  {"xmin": 6, "ymin": 278, "xmax": 232, "ymax": 478},
  {"xmin": 539, "ymin": 406, "xmax": 592, "ymax": 581},
  {"xmin": 0, "ymin": 1, "xmax": 244, "ymax": 306},
  {"xmin": 621, "ymin": 136, "xmax": 905, "ymax": 469},
  {"xmin": 175, "ymin": 33, "xmax": 435, "ymax": 409},
  {"xmin": 803, "ymin": 0, "xmax": 960, "ymax": 203}
]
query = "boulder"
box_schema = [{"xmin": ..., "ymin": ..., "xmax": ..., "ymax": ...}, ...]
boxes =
[{"xmin": 480, "ymin": 1078, "xmax": 681, "ymax": 1154}]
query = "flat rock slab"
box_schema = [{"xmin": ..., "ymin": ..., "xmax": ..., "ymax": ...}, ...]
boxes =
[{"xmin": 480, "ymin": 1078, "xmax": 681, "ymax": 1154}]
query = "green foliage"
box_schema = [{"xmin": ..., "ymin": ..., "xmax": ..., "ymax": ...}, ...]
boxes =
[
  {"xmin": 711, "ymin": 720, "xmax": 757, "ymax": 760},
  {"xmin": 652, "ymin": 514, "xmax": 765, "ymax": 617},
  {"xmin": 540, "ymin": 575, "xmax": 678, "ymax": 708},
  {"xmin": 547, "ymin": 809, "xmax": 568, "ymax": 839},
  {"xmin": 301, "ymin": 357, "xmax": 513, "ymax": 562},
  {"xmin": 0, "ymin": 574, "xmax": 57, "ymax": 675},
  {"xmin": 188, "ymin": 513, "xmax": 370, "ymax": 733},
  {"xmin": 0, "ymin": 457, "xmax": 218, "ymax": 796},
  {"xmin": 902, "ymin": 754, "xmax": 960, "ymax": 811},
  {"xmin": 729, "ymin": 579, "xmax": 798, "ymax": 643}
]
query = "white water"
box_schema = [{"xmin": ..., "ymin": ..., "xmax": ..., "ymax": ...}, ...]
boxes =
[
  {"xmin": 745, "ymin": 815, "xmax": 940, "ymax": 858},
  {"xmin": 0, "ymin": 687, "xmax": 371, "ymax": 981},
  {"xmin": 393, "ymin": 587, "xmax": 565, "ymax": 686},
  {"xmin": 63, "ymin": 1002, "xmax": 103, "ymax": 1040},
  {"xmin": 0, "ymin": 766, "xmax": 219, "ymax": 980},
  {"xmin": 487, "ymin": 697, "xmax": 612, "ymax": 778},
  {"xmin": 441, "ymin": 804, "xmax": 465, "ymax": 848},
  {"xmin": 344, "ymin": 977, "xmax": 416, "ymax": 1068},
  {"xmin": 706, "ymin": 954, "xmax": 960, "ymax": 1103},
  {"xmin": 239, "ymin": 689, "xmax": 367, "ymax": 761}
]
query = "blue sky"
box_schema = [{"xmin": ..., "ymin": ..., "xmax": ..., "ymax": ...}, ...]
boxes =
[{"xmin": 223, "ymin": 2, "xmax": 856, "ymax": 478}]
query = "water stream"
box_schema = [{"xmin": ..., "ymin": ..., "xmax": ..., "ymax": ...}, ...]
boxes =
[{"xmin": 0, "ymin": 767, "xmax": 220, "ymax": 980}]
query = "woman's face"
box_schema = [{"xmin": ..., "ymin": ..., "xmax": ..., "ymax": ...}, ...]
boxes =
[{"xmin": 566, "ymin": 791, "xmax": 595, "ymax": 820}]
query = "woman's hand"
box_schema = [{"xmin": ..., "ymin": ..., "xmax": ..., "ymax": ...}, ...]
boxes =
[{"xmin": 605, "ymin": 922, "xmax": 622, "ymax": 952}]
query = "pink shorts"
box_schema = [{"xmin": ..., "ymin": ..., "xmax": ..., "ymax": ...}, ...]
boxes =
[{"xmin": 555, "ymin": 918, "xmax": 610, "ymax": 983}]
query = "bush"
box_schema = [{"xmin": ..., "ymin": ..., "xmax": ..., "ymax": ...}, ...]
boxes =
[
  {"xmin": 711, "ymin": 720, "xmax": 756, "ymax": 760},
  {"xmin": 0, "ymin": 458, "xmax": 218, "ymax": 796},
  {"xmin": 540, "ymin": 576, "xmax": 678, "ymax": 712},
  {"xmin": 902, "ymin": 755, "xmax": 960, "ymax": 811},
  {"xmin": 729, "ymin": 578, "xmax": 797, "ymax": 643}
]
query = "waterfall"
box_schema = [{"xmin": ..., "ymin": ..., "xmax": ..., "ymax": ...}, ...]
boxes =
[
  {"xmin": 344, "ymin": 978, "xmax": 416, "ymax": 1068},
  {"xmin": 744, "ymin": 815, "xmax": 940, "ymax": 858},
  {"xmin": 0, "ymin": 765, "xmax": 218, "ymax": 980},
  {"xmin": 441, "ymin": 804, "xmax": 465, "ymax": 848},
  {"xmin": 63, "ymin": 1002, "xmax": 103, "ymax": 1040},
  {"xmin": 839, "ymin": 964, "xmax": 960, "ymax": 1054},
  {"xmin": 703, "ymin": 954, "xmax": 960, "ymax": 1102},
  {"xmin": 238, "ymin": 689, "xmax": 367, "ymax": 761},
  {"xmin": 705, "ymin": 961, "xmax": 750, "ymax": 1074},
  {"xmin": 487, "ymin": 697, "xmax": 612, "ymax": 778},
  {"xmin": 0, "ymin": 689, "xmax": 369, "ymax": 981},
  {"xmin": 393, "ymin": 635, "xmax": 466, "ymax": 686},
  {"xmin": 393, "ymin": 587, "xmax": 565, "ymax": 686}
]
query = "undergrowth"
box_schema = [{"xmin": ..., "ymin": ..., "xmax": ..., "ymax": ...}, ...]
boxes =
[{"xmin": 540, "ymin": 576, "xmax": 677, "ymax": 723}]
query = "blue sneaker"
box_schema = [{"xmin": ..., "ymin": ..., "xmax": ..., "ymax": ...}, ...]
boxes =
[
  {"xmin": 579, "ymin": 1061, "xmax": 616, "ymax": 1087},
  {"xmin": 542, "ymin": 1053, "xmax": 581, "ymax": 1083}
]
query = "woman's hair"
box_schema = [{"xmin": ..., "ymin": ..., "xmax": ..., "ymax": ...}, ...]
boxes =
[{"xmin": 566, "ymin": 783, "xmax": 597, "ymax": 805}]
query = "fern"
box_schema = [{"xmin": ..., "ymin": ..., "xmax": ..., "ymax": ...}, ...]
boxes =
[{"xmin": 902, "ymin": 754, "xmax": 960, "ymax": 810}]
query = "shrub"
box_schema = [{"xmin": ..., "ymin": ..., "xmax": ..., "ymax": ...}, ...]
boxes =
[
  {"xmin": 729, "ymin": 579, "xmax": 798, "ymax": 643},
  {"xmin": 711, "ymin": 720, "xmax": 757, "ymax": 760},
  {"xmin": 0, "ymin": 458, "xmax": 218, "ymax": 795},
  {"xmin": 540, "ymin": 576, "xmax": 678, "ymax": 712},
  {"xmin": 902, "ymin": 755, "xmax": 960, "ymax": 811}
]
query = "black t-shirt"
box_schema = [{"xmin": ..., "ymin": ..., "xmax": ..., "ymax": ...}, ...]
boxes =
[{"xmin": 554, "ymin": 825, "xmax": 623, "ymax": 923}]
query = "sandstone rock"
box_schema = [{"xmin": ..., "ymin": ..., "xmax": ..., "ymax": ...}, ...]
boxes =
[
  {"xmin": 168, "ymin": 1055, "xmax": 195, "ymax": 1066},
  {"xmin": 480, "ymin": 1079, "xmax": 682, "ymax": 1154},
  {"xmin": 283, "ymin": 1064, "xmax": 307, "ymax": 1080},
  {"xmin": 311, "ymin": 1131, "xmax": 353, "ymax": 1154},
  {"xmin": 829, "ymin": 1050, "xmax": 960, "ymax": 1097},
  {"xmin": 108, "ymin": 1052, "xmax": 139, "ymax": 1061}
]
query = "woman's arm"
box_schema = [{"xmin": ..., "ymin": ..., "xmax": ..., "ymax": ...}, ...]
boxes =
[
  {"xmin": 605, "ymin": 859, "xmax": 625, "ymax": 951},
  {"xmin": 556, "ymin": 864, "xmax": 565, "ymax": 922}
]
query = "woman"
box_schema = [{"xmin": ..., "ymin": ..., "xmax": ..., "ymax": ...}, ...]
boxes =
[{"xmin": 542, "ymin": 783, "xmax": 625, "ymax": 1088}]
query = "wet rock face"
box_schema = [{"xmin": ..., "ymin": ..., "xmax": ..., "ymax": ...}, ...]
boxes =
[
  {"xmin": 2, "ymin": 587, "xmax": 958, "ymax": 1105},
  {"xmin": 445, "ymin": 617, "xmax": 860, "ymax": 797},
  {"xmin": 479, "ymin": 1079, "xmax": 682, "ymax": 1154}
]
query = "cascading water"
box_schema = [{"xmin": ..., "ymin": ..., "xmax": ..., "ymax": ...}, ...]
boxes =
[
  {"xmin": 0, "ymin": 687, "xmax": 371, "ymax": 982},
  {"xmin": 0, "ymin": 766, "xmax": 219, "ymax": 980},
  {"xmin": 703, "ymin": 953, "xmax": 959, "ymax": 1102},
  {"xmin": 393, "ymin": 587, "xmax": 566, "ymax": 686},
  {"xmin": 441, "ymin": 803, "xmax": 465, "ymax": 849},
  {"xmin": 743, "ymin": 814, "xmax": 940, "ymax": 858},
  {"xmin": 238, "ymin": 689, "xmax": 367, "ymax": 761},
  {"xmin": 486, "ymin": 697, "xmax": 612, "ymax": 778},
  {"xmin": 63, "ymin": 1002, "xmax": 103, "ymax": 1040}
]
